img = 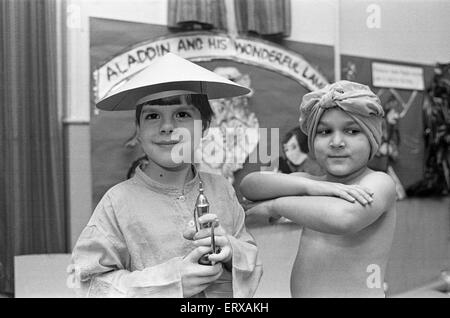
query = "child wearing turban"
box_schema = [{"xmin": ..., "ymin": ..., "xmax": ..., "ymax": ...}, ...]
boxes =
[
  {"xmin": 240, "ymin": 80, "xmax": 397, "ymax": 297},
  {"xmin": 299, "ymin": 80, "xmax": 384, "ymax": 160}
]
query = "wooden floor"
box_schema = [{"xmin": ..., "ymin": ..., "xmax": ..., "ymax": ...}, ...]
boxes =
[
  {"xmin": 246, "ymin": 216, "xmax": 302, "ymax": 297},
  {"xmin": 385, "ymin": 197, "xmax": 450, "ymax": 295}
]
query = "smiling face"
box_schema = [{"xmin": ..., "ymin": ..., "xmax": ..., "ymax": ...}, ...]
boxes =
[
  {"xmin": 313, "ymin": 108, "xmax": 371, "ymax": 181},
  {"xmin": 137, "ymin": 96, "xmax": 203, "ymax": 169}
]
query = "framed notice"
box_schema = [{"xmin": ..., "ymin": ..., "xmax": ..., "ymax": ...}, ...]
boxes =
[{"xmin": 372, "ymin": 62, "xmax": 424, "ymax": 91}]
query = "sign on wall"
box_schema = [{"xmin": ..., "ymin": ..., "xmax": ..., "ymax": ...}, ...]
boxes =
[
  {"xmin": 372, "ymin": 62, "xmax": 425, "ymax": 91},
  {"xmin": 93, "ymin": 32, "xmax": 329, "ymax": 103}
]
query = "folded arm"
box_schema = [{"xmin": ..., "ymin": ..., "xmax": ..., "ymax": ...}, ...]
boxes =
[
  {"xmin": 247, "ymin": 172, "xmax": 396, "ymax": 235},
  {"xmin": 240, "ymin": 171, "xmax": 374, "ymax": 205},
  {"xmin": 240, "ymin": 171, "xmax": 313, "ymax": 201}
]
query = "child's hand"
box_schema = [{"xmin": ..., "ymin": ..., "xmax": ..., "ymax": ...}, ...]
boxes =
[
  {"xmin": 181, "ymin": 246, "xmax": 223, "ymax": 297},
  {"xmin": 307, "ymin": 179, "xmax": 374, "ymax": 205},
  {"xmin": 186, "ymin": 214, "xmax": 233, "ymax": 266}
]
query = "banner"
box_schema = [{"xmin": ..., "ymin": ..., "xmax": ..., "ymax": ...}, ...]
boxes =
[{"xmin": 94, "ymin": 32, "xmax": 329, "ymax": 102}]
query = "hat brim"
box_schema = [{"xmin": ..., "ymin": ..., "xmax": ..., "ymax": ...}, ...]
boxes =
[
  {"xmin": 97, "ymin": 80, "xmax": 251, "ymax": 111},
  {"xmin": 96, "ymin": 53, "xmax": 252, "ymax": 111}
]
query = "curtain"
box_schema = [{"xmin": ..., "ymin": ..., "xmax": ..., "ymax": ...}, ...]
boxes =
[
  {"xmin": 168, "ymin": 0, "xmax": 291, "ymax": 37},
  {"xmin": 234, "ymin": 0, "xmax": 291, "ymax": 37},
  {"xmin": 168, "ymin": 0, "xmax": 228, "ymax": 30},
  {"xmin": 0, "ymin": 0, "xmax": 67, "ymax": 294}
]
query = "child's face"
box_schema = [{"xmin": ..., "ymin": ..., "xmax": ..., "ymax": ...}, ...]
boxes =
[
  {"xmin": 137, "ymin": 101, "xmax": 202, "ymax": 169},
  {"xmin": 313, "ymin": 108, "xmax": 371, "ymax": 179}
]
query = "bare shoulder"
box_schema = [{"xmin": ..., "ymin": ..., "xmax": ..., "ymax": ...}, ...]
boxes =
[
  {"xmin": 359, "ymin": 170, "xmax": 395, "ymax": 188},
  {"xmin": 359, "ymin": 170, "xmax": 396, "ymax": 206}
]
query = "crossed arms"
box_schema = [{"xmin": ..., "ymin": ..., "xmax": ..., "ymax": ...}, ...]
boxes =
[{"xmin": 239, "ymin": 171, "xmax": 396, "ymax": 235}]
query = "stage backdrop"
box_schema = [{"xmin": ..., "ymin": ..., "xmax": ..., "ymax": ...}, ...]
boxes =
[
  {"xmin": 341, "ymin": 55, "xmax": 434, "ymax": 190},
  {"xmin": 90, "ymin": 17, "xmax": 334, "ymax": 206}
]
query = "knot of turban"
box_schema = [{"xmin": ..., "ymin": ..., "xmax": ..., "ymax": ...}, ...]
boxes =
[{"xmin": 299, "ymin": 80, "xmax": 384, "ymax": 160}]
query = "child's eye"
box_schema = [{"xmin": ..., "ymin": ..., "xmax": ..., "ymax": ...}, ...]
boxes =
[
  {"xmin": 317, "ymin": 129, "xmax": 331, "ymax": 135},
  {"xmin": 346, "ymin": 128, "xmax": 361, "ymax": 135},
  {"xmin": 175, "ymin": 111, "xmax": 192, "ymax": 119},
  {"xmin": 144, "ymin": 113, "xmax": 160, "ymax": 120}
]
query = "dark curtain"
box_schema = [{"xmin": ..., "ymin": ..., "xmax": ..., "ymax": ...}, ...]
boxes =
[
  {"xmin": 0, "ymin": 0, "xmax": 67, "ymax": 294},
  {"xmin": 234, "ymin": 0, "xmax": 291, "ymax": 37},
  {"xmin": 168, "ymin": 0, "xmax": 228, "ymax": 30},
  {"xmin": 168, "ymin": 0, "xmax": 291, "ymax": 37}
]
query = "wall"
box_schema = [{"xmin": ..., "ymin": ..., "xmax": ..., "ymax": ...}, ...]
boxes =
[
  {"xmin": 340, "ymin": 0, "xmax": 450, "ymax": 65},
  {"xmin": 86, "ymin": 0, "xmax": 450, "ymax": 65}
]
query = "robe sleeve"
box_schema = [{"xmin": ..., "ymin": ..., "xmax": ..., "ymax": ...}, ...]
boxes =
[
  {"xmin": 67, "ymin": 193, "xmax": 184, "ymax": 298},
  {"xmin": 204, "ymin": 182, "xmax": 263, "ymax": 298}
]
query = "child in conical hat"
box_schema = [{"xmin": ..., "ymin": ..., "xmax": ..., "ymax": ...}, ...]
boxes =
[{"xmin": 68, "ymin": 53, "xmax": 262, "ymax": 298}]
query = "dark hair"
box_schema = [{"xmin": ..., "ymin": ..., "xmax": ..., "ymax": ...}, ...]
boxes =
[
  {"xmin": 282, "ymin": 126, "xmax": 309, "ymax": 153},
  {"xmin": 135, "ymin": 94, "xmax": 213, "ymax": 131}
]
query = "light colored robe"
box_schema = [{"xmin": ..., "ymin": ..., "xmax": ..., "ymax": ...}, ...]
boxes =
[{"xmin": 68, "ymin": 166, "xmax": 262, "ymax": 297}]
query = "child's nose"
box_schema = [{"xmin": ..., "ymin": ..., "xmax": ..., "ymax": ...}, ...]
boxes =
[
  {"xmin": 160, "ymin": 118, "xmax": 175, "ymax": 134},
  {"xmin": 329, "ymin": 132, "xmax": 345, "ymax": 148}
]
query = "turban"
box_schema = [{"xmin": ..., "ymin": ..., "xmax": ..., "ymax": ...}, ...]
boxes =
[{"xmin": 299, "ymin": 80, "xmax": 384, "ymax": 160}]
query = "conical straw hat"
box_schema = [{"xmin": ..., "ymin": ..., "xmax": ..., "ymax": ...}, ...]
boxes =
[{"xmin": 96, "ymin": 52, "xmax": 252, "ymax": 111}]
